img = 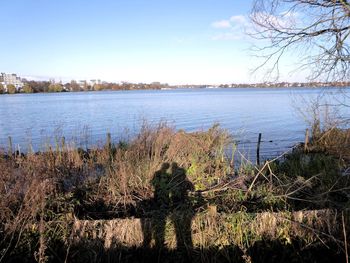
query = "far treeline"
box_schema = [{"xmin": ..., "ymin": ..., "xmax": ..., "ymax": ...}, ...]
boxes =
[
  {"xmin": 1, "ymin": 80, "xmax": 350, "ymax": 94},
  {"xmin": 0, "ymin": 81, "xmax": 171, "ymax": 94}
]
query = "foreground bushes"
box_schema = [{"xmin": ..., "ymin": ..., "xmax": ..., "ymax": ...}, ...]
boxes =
[{"xmin": 0, "ymin": 123, "xmax": 349, "ymax": 262}]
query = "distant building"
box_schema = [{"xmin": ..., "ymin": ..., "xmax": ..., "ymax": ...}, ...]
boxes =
[
  {"xmin": 90, "ymin": 79, "xmax": 101, "ymax": 86},
  {"xmin": 79, "ymin": 80, "xmax": 87, "ymax": 89},
  {"xmin": 0, "ymin": 73, "xmax": 24, "ymax": 91},
  {"xmin": 76, "ymin": 79, "xmax": 102, "ymax": 90}
]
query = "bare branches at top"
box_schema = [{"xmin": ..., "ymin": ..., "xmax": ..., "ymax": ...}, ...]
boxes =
[{"xmin": 250, "ymin": 0, "xmax": 350, "ymax": 81}]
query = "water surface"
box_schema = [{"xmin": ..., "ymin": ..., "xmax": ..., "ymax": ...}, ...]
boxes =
[{"xmin": 0, "ymin": 87, "xmax": 348, "ymax": 160}]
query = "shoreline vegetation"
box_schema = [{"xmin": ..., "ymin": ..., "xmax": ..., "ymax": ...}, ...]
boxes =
[
  {"xmin": 1, "ymin": 122, "xmax": 349, "ymax": 262},
  {"xmin": 1, "ymin": 79, "xmax": 350, "ymax": 94}
]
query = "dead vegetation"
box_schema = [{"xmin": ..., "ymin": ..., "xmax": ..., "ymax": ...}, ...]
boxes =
[{"xmin": 0, "ymin": 122, "xmax": 349, "ymax": 262}]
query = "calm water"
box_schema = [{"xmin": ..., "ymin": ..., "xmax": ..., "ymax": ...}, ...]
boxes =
[{"xmin": 0, "ymin": 87, "xmax": 349, "ymax": 160}]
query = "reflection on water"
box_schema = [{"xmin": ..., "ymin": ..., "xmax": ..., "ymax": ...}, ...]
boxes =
[{"xmin": 0, "ymin": 87, "xmax": 349, "ymax": 160}]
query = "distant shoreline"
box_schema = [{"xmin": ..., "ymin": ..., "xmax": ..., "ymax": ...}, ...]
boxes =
[{"xmin": 1, "ymin": 83, "xmax": 349, "ymax": 95}]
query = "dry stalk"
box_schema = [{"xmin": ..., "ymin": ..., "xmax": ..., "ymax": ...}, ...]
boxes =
[
  {"xmin": 245, "ymin": 149, "xmax": 295, "ymax": 197},
  {"xmin": 343, "ymin": 212, "xmax": 349, "ymax": 263}
]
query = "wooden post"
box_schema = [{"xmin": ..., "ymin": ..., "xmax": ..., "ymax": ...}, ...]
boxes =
[
  {"xmin": 16, "ymin": 144, "xmax": 21, "ymax": 157},
  {"xmin": 304, "ymin": 128, "xmax": 309, "ymax": 152},
  {"xmin": 28, "ymin": 142, "xmax": 33, "ymax": 155},
  {"xmin": 106, "ymin": 133, "xmax": 113, "ymax": 163},
  {"xmin": 106, "ymin": 133, "xmax": 111, "ymax": 151},
  {"xmin": 8, "ymin": 136, "xmax": 13, "ymax": 156},
  {"xmin": 257, "ymin": 133, "xmax": 262, "ymax": 166}
]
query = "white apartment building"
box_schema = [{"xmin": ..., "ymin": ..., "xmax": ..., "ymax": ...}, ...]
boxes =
[
  {"xmin": 0, "ymin": 73, "xmax": 24, "ymax": 91},
  {"xmin": 90, "ymin": 79, "xmax": 101, "ymax": 86},
  {"xmin": 77, "ymin": 79, "xmax": 101, "ymax": 89}
]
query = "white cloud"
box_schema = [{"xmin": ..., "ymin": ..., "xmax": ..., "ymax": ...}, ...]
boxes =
[
  {"xmin": 211, "ymin": 20, "xmax": 232, "ymax": 29},
  {"xmin": 211, "ymin": 15, "xmax": 247, "ymax": 30},
  {"xmin": 210, "ymin": 11, "xmax": 299, "ymax": 42},
  {"xmin": 230, "ymin": 15, "xmax": 247, "ymax": 25},
  {"xmin": 211, "ymin": 14, "xmax": 249, "ymax": 41}
]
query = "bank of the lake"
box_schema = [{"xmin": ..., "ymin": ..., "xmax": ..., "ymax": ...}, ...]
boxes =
[{"xmin": 1, "ymin": 123, "xmax": 349, "ymax": 263}]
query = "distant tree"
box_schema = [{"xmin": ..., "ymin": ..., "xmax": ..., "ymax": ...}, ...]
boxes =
[
  {"xmin": 150, "ymin": 82, "xmax": 162, "ymax": 89},
  {"xmin": 57, "ymin": 84, "xmax": 63, "ymax": 92},
  {"xmin": 48, "ymin": 83, "xmax": 63, "ymax": 92},
  {"xmin": 93, "ymin": 84, "xmax": 104, "ymax": 91},
  {"xmin": 26, "ymin": 81, "xmax": 38, "ymax": 92},
  {"xmin": 70, "ymin": 80, "xmax": 81, "ymax": 92},
  {"xmin": 121, "ymin": 82, "xmax": 132, "ymax": 90},
  {"xmin": 37, "ymin": 81, "xmax": 49, "ymax": 93},
  {"xmin": 80, "ymin": 81, "xmax": 88, "ymax": 91},
  {"xmin": 48, "ymin": 84, "xmax": 55, "ymax": 92},
  {"xmin": 26, "ymin": 80, "xmax": 50, "ymax": 93},
  {"xmin": 111, "ymin": 84, "xmax": 121, "ymax": 90},
  {"xmin": 22, "ymin": 83, "xmax": 33, "ymax": 93},
  {"xmin": 7, "ymin": 84, "xmax": 16, "ymax": 94},
  {"xmin": 0, "ymin": 83, "xmax": 4, "ymax": 94}
]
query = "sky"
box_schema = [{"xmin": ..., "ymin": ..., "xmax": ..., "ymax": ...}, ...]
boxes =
[{"xmin": 0, "ymin": 0, "xmax": 305, "ymax": 85}]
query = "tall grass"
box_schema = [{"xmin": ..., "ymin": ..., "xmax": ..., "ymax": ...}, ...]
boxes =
[{"xmin": 0, "ymin": 122, "xmax": 349, "ymax": 262}]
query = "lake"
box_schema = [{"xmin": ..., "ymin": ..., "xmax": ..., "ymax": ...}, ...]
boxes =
[{"xmin": 0, "ymin": 87, "xmax": 349, "ymax": 161}]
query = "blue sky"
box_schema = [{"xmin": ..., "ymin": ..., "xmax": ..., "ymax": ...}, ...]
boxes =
[{"xmin": 0, "ymin": 0, "xmax": 303, "ymax": 84}]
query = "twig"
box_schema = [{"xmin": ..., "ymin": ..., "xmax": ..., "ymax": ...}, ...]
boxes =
[
  {"xmin": 343, "ymin": 212, "xmax": 349, "ymax": 263},
  {"xmin": 276, "ymin": 174, "xmax": 320, "ymax": 198},
  {"xmin": 245, "ymin": 161, "xmax": 269, "ymax": 197}
]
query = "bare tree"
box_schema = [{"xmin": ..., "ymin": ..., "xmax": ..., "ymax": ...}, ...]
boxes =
[{"xmin": 250, "ymin": 0, "xmax": 350, "ymax": 82}]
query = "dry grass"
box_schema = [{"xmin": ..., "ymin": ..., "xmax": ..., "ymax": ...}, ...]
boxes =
[
  {"xmin": 98, "ymin": 123, "xmax": 231, "ymax": 206},
  {"xmin": 0, "ymin": 123, "xmax": 232, "ymax": 262},
  {"xmin": 312, "ymin": 128, "xmax": 350, "ymax": 162},
  {"xmin": 0, "ymin": 122, "xmax": 349, "ymax": 262},
  {"xmin": 71, "ymin": 209, "xmax": 348, "ymax": 252}
]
